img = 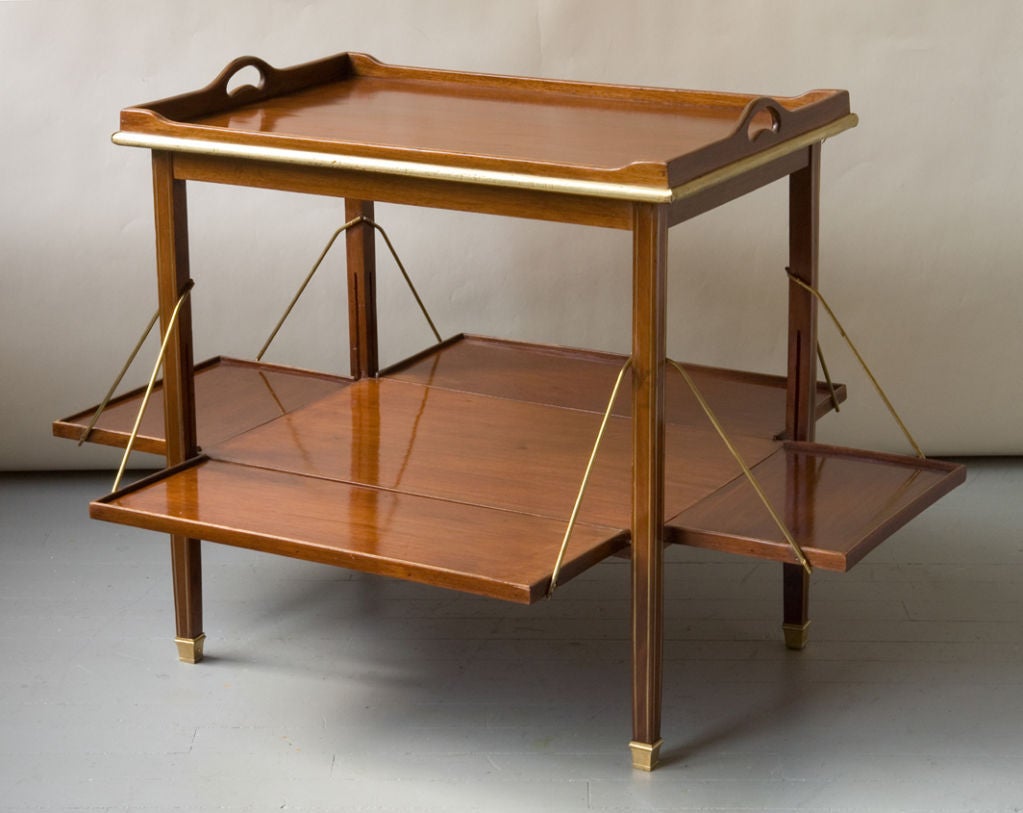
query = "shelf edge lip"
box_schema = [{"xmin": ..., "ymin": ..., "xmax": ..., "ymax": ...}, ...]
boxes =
[
  {"xmin": 669, "ymin": 114, "xmax": 859, "ymax": 203},
  {"xmin": 111, "ymin": 113, "xmax": 857, "ymax": 205},
  {"xmin": 110, "ymin": 131, "xmax": 673, "ymax": 203}
]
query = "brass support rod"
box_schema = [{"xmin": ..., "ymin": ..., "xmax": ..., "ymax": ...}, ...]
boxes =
[
  {"xmin": 257, "ymin": 216, "xmax": 441, "ymax": 362},
  {"xmin": 548, "ymin": 358, "xmax": 632, "ymax": 596},
  {"xmin": 78, "ymin": 307, "xmax": 161, "ymax": 445},
  {"xmin": 257, "ymin": 216, "xmax": 363, "ymax": 361},
  {"xmin": 786, "ymin": 270, "xmax": 924, "ymax": 459},
  {"xmin": 668, "ymin": 358, "xmax": 812, "ymax": 575},
  {"xmin": 112, "ymin": 282, "xmax": 194, "ymax": 493},
  {"xmin": 369, "ymin": 220, "xmax": 442, "ymax": 344}
]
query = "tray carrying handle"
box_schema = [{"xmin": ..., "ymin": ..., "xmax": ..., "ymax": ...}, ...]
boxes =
[
  {"xmin": 206, "ymin": 55, "xmax": 283, "ymax": 106},
  {"xmin": 731, "ymin": 96, "xmax": 793, "ymax": 144}
]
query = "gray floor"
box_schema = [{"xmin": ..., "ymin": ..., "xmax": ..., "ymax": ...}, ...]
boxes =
[{"xmin": 1, "ymin": 461, "xmax": 1021, "ymax": 812}]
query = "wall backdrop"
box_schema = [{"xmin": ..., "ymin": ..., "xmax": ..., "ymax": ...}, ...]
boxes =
[{"xmin": 2, "ymin": 0, "xmax": 1021, "ymax": 470}]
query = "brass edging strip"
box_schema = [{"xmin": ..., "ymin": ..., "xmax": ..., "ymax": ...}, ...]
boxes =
[
  {"xmin": 669, "ymin": 114, "xmax": 859, "ymax": 202},
  {"xmin": 111, "ymin": 131, "xmax": 671, "ymax": 203},
  {"xmin": 112, "ymin": 113, "xmax": 857, "ymax": 204}
]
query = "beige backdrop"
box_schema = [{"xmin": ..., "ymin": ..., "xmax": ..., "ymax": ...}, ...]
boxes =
[{"xmin": 2, "ymin": 0, "xmax": 1021, "ymax": 470}]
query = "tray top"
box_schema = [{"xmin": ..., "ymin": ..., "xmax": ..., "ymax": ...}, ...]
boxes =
[{"xmin": 115, "ymin": 52, "xmax": 856, "ymax": 201}]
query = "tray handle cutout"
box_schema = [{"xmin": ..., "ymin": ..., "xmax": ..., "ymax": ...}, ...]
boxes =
[
  {"xmin": 732, "ymin": 97, "xmax": 792, "ymax": 144},
  {"xmin": 209, "ymin": 55, "xmax": 282, "ymax": 106}
]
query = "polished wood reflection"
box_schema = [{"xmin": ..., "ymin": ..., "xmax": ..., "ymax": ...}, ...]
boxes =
[
  {"xmin": 667, "ymin": 442, "xmax": 966, "ymax": 570},
  {"xmin": 123, "ymin": 52, "xmax": 851, "ymax": 191},
  {"xmin": 73, "ymin": 49, "xmax": 969, "ymax": 768},
  {"xmin": 82, "ymin": 337, "xmax": 963, "ymax": 602},
  {"xmin": 92, "ymin": 459, "xmax": 627, "ymax": 604},
  {"xmin": 209, "ymin": 377, "xmax": 780, "ymax": 530},
  {"xmin": 387, "ymin": 335, "xmax": 845, "ymax": 438},
  {"xmin": 53, "ymin": 357, "xmax": 349, "ymax": 454}
]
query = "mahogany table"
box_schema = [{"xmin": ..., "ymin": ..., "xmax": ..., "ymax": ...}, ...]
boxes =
[{"xmin": 55, "ymin": 53, "xmax": 964, "ymax": 770}]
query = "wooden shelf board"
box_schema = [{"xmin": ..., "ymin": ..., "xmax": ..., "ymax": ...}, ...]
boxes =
[
  {"xmin": 666, "ymin": 442, "xmax": 966, "ymax": 571},
  {"xmin": 54, "ymin": 337, "xmax": 844, "ymax": 455},
  {"xmin": 208, "ymin": 377, "xmax": 781, "ymax": 530},
  {"xmin": 91, "ymin": 458, "xmax": 627, "ymax": 604},
  {"xmin": 386, "ymin": 335, "xmax": 845, "ymax": 439},
  {"xmin": 87, "ymin": 369, "xmax": 781, "ymax": 603},
  {"xmin": 74, "ymin": 339, "xmax": 958, "ymax": 602},
  {"xmin": 52, "ymin": 357, "xmax": 349, "ymax": 455}
]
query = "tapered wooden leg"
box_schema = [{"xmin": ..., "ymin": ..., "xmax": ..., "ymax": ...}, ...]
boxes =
[
  {"xmin": 171, "ymin": 535, "xmax": 204, "ymax": 662},
  {"xmin": 629, "ymin": 203, "xmax": 667, "ymax": 770},
  {"xmin": 782, "ymin": 563, "xmax": 810, "ymax": 650},
  {"xmin": 152, "ymin": 152, "xmax": 203, "ymax": 662},
  {"xmin": 782, "ymin": 144, "xmax": 821, "ymax": 650}
]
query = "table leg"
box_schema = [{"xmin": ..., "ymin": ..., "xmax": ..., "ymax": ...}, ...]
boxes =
[
  {"xmin": 629, "ymin": 203, "xmax": 667, "ymax": 770},
  {"xmin": 783, "ymin": 143, "xmax": 821, "ymax": 650},
  {"xmin": 152, "ymin": 152, "xmax": 204, "ymax": 663},
  {"xmin": 345, "ymin": 199, "xmax": 378, "ymax": 379},
  {"xmin": 172, "ymin": 536, "xmax": 204, "ymax": 663},
  {"xmin": 782, "ymin": 563, "xmax": 811, "ymax": 650}
]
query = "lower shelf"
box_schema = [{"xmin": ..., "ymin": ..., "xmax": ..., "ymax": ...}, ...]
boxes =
[
  {"xmin": 81, "ymin": 335, "xmax": 965, "ymax": 602},
  {"xmin": 385, "ymin": 334, "xmax": 846, "ymax": 438},
  {"xmin": 52, "ymin": 356, "xmax": 350, "ymax": 455},
  {"xmin": 52, "ymin": 334, "xmax": 846, "ymax": 453},
  {"xmin": 91, "ymin": 457, "xmax": 628, "ymax": 604},
  {"xmin": 91, "ymin": 370, "xmax": 782, "ymax": 602},
  {"xmin": 667, "ymin": 442, "xmax": 965, "ymax": 571}
]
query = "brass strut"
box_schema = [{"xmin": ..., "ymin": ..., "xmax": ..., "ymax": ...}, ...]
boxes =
[
  {"xmin": 112, "ymin": 281, "xmax": 194, "ymax": 493},
  {"xmin": 786, "ymin": 268, "xmax": 924, "ymax": 459},
  {"xmin": 78, "ymin": 307, "xmax": 160, "ymax": 445},
  {"xmin": 548, "ymin": 358, "xmax": 632, "ymax": 596},
  {"xmin": 257, "ymin": 216, "xmax": 442, "ymax": 362},
  {"xmin": 667, "ymin": 358, "xmax": 813, "ymax": 575}
]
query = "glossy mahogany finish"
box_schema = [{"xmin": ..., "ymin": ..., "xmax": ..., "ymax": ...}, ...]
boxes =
[
  {"xmin": 91, "ymin": 356, "xmax": 782, "ymax": 603},
  {"xmin": 668, "ymin": 443, "xmax": 965, "ymax": 570},
  {"xmin": 151, "ymin": 151, "xmax": 204, "ymax": 649},
  {"xmin": 386, "ymin": 334, "xmax": 845, "ymax": 437},
  {"xmin": 169, "ymin": 151, "xmax": 639, "ymax": 230},
  {"xmin": 58, "ymin": 336, "xmax": 843, "ymax": 453},
  {"xmin": 121, "ymin": 53, "xmax": 852, "ymax": 190},
  {"xmin": 629, "ymin": 202, "xmax": 668, "ymax": 755},
  {"xmin": 208, "ymin": 378, "xmax": 779, "ymax": 529},
  {"xmin": 86, "ymin": 335, "xmax": 964, "ymax": 597},
  {"xmin": 92, "ymin": 459, "xmax": 627, "ymax": 604},
  {"xmin": 53, "ymin": 357, "xmax": 349, "ymax": 454},
  {"xmin": 62, "ymin": 52, "xmax": 968, "ymax": 766}
]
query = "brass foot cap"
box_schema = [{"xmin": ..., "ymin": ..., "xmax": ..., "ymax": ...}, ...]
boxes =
[
  {"xmin": 783, "ymin": 621, "xmax": 811, "ymax": 651},
  {"xmin": 175, "ymin": 633, "xmax": 206, "ymax": 664},
  {"xmin": 629, "ymin": 739, "xmax": 663, "ymax": 771}
]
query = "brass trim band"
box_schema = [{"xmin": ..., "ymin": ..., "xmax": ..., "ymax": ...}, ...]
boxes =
[
  {"xmin": 112, "ymin": 114, "xmax": 857, "ymax": 205},
  {"xmin": 670, "ymin": 114, "xmax": 858, "ymax": 202}
]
